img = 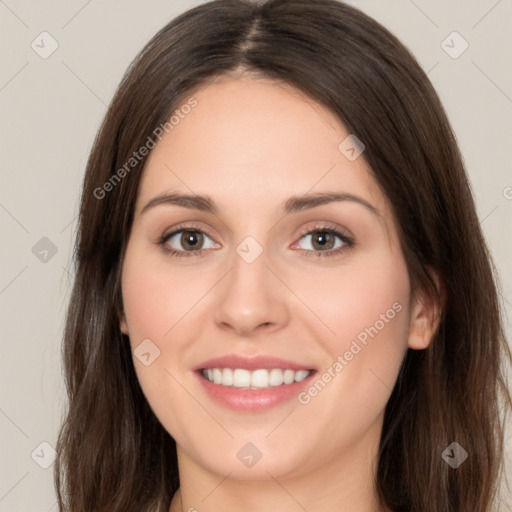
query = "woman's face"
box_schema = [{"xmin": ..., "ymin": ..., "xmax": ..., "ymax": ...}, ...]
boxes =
[{"xmin": 120, "ymin": 75, "xmax": 433, "ymax": 481}]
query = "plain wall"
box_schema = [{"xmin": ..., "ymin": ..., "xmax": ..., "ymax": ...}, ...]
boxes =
[{"xmin": 0, "ymin": 0, "xmax": 510, "ymax": 510}]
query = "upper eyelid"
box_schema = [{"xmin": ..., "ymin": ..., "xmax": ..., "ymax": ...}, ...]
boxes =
[{"xmin": 296, "ymin": 222, "xmax": 351, "ymax": 238}]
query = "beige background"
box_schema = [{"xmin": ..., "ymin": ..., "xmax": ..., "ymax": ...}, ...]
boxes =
[{"xmin": 0, "ymin": 0, "xmax": 511, "ymax": 510}]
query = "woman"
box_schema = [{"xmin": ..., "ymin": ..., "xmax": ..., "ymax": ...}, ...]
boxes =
[{"xmin": 54, "ymin": 0, "xmax": 511, "ymax": 511}]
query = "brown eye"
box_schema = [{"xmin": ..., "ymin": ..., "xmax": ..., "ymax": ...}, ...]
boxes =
[
  {"xmin": 298, "ymin": 229, "xmax": 345, "ymax": 252},
  {"xmin": 180, "ymin": 231, "xmax": 204, "ymax": 251},
  {"xmin": 162, "ymin": 228, "xmax": 218, "ymax": 254},
  {"xmin": 291, "ymin": 226, "xmax": 355, "ymax": 259},
  {"xmin": 310, "ymin": 231, "xmax": 336, "ymax": 251}
]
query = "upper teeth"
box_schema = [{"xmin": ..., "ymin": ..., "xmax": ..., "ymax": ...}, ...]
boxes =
[{"xmin": 202, "ymin": 368, "xmax": 311, "ymax": 388}]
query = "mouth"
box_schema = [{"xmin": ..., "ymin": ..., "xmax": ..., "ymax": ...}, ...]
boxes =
[
  {"xmin": 192, "ymin": 355, "xmax": 317, "ymax": 412},
  {"xmin": 199, "ymin": 367, "xmax": 313, "ymax": 389}
]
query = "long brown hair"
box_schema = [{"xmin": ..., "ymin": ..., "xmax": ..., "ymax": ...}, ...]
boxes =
[{"xmin": 54, "ymin": 1, "xmax": 512, "ymax": 510}]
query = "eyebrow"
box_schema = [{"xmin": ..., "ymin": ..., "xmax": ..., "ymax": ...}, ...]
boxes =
[{"xmin": 140, "ymin": 191, "xmax": 381, "ymax": 218}]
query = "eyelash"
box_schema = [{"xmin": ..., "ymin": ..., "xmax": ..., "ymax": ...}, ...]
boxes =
[{"xmin": 157, "ymin": 222, "xmax": 355, "ymax": 259}]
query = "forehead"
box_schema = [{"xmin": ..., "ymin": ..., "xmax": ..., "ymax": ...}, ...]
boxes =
[{"xmin": 135, "ymin": 76, "xmax": 389, "ymax": 222}]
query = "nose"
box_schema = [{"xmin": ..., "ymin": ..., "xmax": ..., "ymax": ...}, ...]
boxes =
[{"xmin": 213, "ymin": 246, "xmax": 290, "ymax": 337}]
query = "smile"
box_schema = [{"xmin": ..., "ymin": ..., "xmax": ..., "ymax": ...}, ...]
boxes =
[{"xmin": 201, "ymin": 367, "xmax": 312, "ymax": 389}]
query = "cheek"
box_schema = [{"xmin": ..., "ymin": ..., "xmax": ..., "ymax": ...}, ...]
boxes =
[
  {"xmin": 294, "ymin": 249, "xmax": 411, "ymax": 354},
  {"xmin": 120, "ymin": 245, "xmax": 218, "ymax": 421},
  {"xmin": 295, "ymin": 250, "xmax": 411, "ymax": 412},
  {"xmin": 121, "ymin": 247, "xmax": 207, "ymax": 344}
]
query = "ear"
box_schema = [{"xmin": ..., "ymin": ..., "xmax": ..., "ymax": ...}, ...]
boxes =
[
  {"xmin": 119, "ymin": 309, "xmax": 129, "ymax": 335},
  {"xmin": 407, "ymin": 267, "xmax": 444, "ymax": 350}
]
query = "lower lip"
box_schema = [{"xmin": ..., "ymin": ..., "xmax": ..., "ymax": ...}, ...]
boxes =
[{"xmin": 195, "ymin": 371, "xmax": 316, "ymax": 412}]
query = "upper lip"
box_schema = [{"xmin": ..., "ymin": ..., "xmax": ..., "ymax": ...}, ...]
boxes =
[{"xmin": 193, "ymin": 355, "xmax": 315, "ymax": 372}]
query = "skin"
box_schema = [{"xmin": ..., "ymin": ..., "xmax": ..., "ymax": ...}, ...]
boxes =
[{"xmin": 120, "ymin": 74, "xmax": 441, "ymax": 512}]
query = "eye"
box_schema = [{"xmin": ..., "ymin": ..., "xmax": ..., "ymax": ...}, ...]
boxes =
[
  {"xmin": 158, "ymin": 223, "xmax": 219, "ymax": 258},
  {"xmin": 291, "ymin": 226, "xmax": 354, "ymax": 258},
  {"xmin": 158, "ymin": 223, "xmax": 354, "ymax": 259}
]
